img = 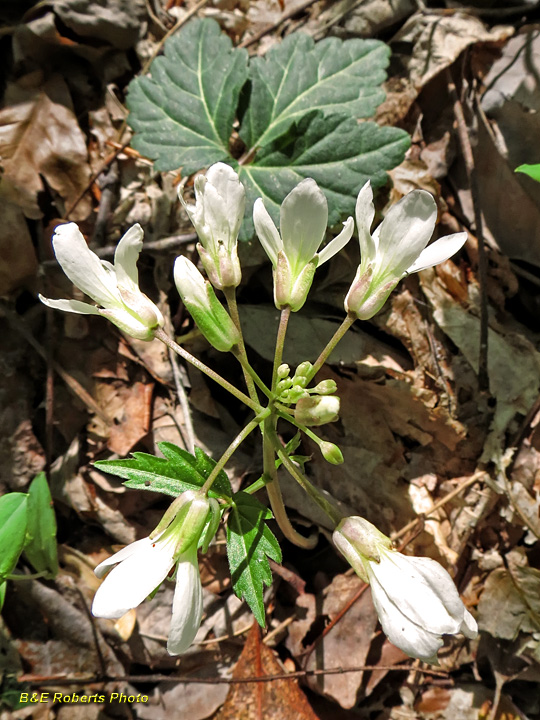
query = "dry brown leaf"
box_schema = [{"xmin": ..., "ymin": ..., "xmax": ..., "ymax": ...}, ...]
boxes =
[
  {"xmin": 304, "ymin": 574, "xmax": 378, "ymax": 709},
  {"xmin": 393, "ymin": 13, "xmax": 513, "ymax": 89},
  {"xmin": 107, "ymin": 381, "xmax": 154, "ymax": 455},
  {"xmin": 215, "ymin": 622, "xmax": 319, "ymax": 720},
  {"xmin": 0, "ymin": 74, "xmax": 92, "ymax": 220},
  {"xmin": 0, "ymin": 202, "xmax": 38, "ymax": 295}
]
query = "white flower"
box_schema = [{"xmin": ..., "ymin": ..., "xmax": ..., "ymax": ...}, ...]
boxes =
[
  {"xmin": 39, "ymin": 223, "xmax": 164, "ymax": 341},
  {"xmin": 333, "ymin": 517, "xmax": 478, "ymax": 663},
  {"xmin": 92, "ymin": 491, "xmax": 218, "ymax": 655},
  {"xmin": 92, "ymin": 537, "xmax": 203, "ymax": 655},
  {"xmin": 179, "ymin": 163, "xmax": 245, "ymax": 289},
  {"xmin": 173, "ymin": 256, "xmax": 240, "ymax": 352},
  {"xmin": 345, "ymin": 182, "xmax": 467, "ymax": 320},
  {"xmin": 253, "ymin": 179, "xmax": 354, "ymax": 312}
]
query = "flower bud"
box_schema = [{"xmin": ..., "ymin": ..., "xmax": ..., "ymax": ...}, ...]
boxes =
[
  {"xmin": 312, "ymin": 379, "xmax": 337, "ymax": 396},
  {"xmin": 277, "ymin": 378, "xmax": 293, "ymax": 394},
  {"xmin": 294, "ymin": 395, "xmax": 340, "ymax": 426},
  {"xmin": 174, "ymin": 257, "xmax": 240, "ymax": 352},
  {"xmin": 320, "ymin": 441, "xmax": 344, "ymax": 465},
  {"xmin": 277, "ymin": 363, "xmax": 290, "ymax": 379},
  {"xmin": 295, "ymin": 361, "xmax": 313, "ymax": 378}
]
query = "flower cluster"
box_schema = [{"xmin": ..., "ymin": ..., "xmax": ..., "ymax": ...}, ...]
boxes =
[{"xmin": 39, "ymin": 162, "xmax": 473, "ymax": 663}]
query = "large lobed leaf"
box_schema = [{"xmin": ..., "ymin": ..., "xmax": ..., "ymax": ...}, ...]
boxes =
[
  {"xmin": 238, "ymin": 111, "xmax": 410, "ymax": 238},
  {"xmin": 126, "ymin": 19, "xmax": 410, "ymax": 238},
  {"xmin": 127, "ymin": 18, "xmax": 248, "ymax": 173},
  {"xmin": 227, "ymin": 492, "xmax": 282, "ymax": 627},
  {"xmin": 239, "ymin": 33, "xmax": 390, "ymax": 149},
  {"xmin": 95, "ymin": 442, "xmax": 232, "ymax": 500}
]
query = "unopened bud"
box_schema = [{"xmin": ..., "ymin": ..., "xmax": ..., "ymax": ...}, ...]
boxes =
[
  {"xmin": 277, "ymin": 364, "xmax": 290, "ymax": 379},
  {"xmin": 174, "ymin": 256, "xmax": 240, "ymax": 352},
  {"xmin": 320, "ymin": 441, "xmax": 344, "ymax": 465},
  {"xmin": 288, "ymin": 385, "xmax": 309, "ymax": 403},
  {"xmin": 295, "ymin": 395, "xmax": 340, "ymax": 426},
  {"xmin": 277, "ymin": 378, "xmax": 293, "ymax": 394},
  {"xmin": 295, "ymin": 361, "xmax": 313, "ymax": 378},
  {"xmin": 312, "ymin": 379, "xmax": 337, "ymax": 395}
]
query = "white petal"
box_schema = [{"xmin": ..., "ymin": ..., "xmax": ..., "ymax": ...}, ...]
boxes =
[
  {"xmin": 375, "ymin": 190, "xmax": 437, "ymax": 279},
  {"xmin": 355, "ymin": 181, "xmax": 377, "ymax": 263},
  {"xmin": 114, "ymin": 224, "xmax": 144, "ymax": 293},
  {"xmin": 205, "ymin": 163, "xmax": 245, "ymax": 243},
  {"xmin": 318, "ymin": 216, "xmax": 355, "ymax": 266},
  {"xmin": 369, "ymin": 574, "xmax": 443, "ymax": 662},
  {"xmin": 253, "ymin": 198, "xmax": 282, "ymax": 266},
  {"xmin": 461, "ymin": 608, "xmax": 478, "ymax": 639},
  {"xmin": 406, "ymin": 232, "xmax": 467, "ymax": 274},
  {"xmin": 167, "ymin": 548, "xmax": 203, "ymax": 655},
  {"xmin": 94, "ymin": 537, "xmax": 153, "ymax": 579},
  {"xmin": 52, "ymin": 223, "xmax": 123, "ymax": 308},
  {"xmin": 38, "ymin": 296, "xmax": 102, "ymax": 315},
  {"xmin": 92, "ymin": 537, "xmax": 175, "ymax": 619},
  {"xmin": 280, "ymin": 179, "xmax": 328, "ymax": 275},
  {"xmin": 371, "ymin": 553, "xmax": 464, "ymax": 634},
  {"xmin": 99, "ymin": 306, "xmax": 156, "ymax": 340}
]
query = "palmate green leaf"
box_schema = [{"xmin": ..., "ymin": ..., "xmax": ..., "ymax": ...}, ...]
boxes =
[
  {"xmin": 0, "ymin": 493, "xmax": 28, "ymax": 581},
  {"xmin": 24, "ymin": 473, "xmax": 59, "ymax": 578},
  {"xmin": 127, "ymin": 18, "xmax": 248, "ymax": 173},
  {"xmin": 238, "ymin": 111, "xmax": 410, "ymax": 238},
  {"xmin": 94, "ymin": 442, "xmax": 232, "ymax": 500},
  {"xmin": 226, "ymin": 492, "xmax": 282, "ymax": 627},
  {"xmin": 239, "ymin": 33, "xmax": 390, "ymax": 149}
]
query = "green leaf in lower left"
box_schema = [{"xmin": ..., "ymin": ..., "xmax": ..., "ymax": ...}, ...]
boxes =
[
  {"xmin": 0, "ymin": 493, "xmax": 28, "ymax": 581},
  {"xmin": 226, "ymin": 492, "xmax": 282, "ymax": 627},
  {"xmin": 24, "ymin": 472, "xmax": 59, "ymax": 578}
]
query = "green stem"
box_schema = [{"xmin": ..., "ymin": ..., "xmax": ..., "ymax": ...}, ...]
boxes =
[
  {"xmin": 224, "ymin": 287, "xmax": 260, "ymax": 404},
  {"xmin": 201, "ymin": 409, "xmax": 271, "ymax": 495},
  {"xmin": 5, "ymin": 571, "xmax": 48, "ymax": 581},
  {"xmin": 305, "ymin": 313, "xmax": 356, "ymax": 383},
  {"xmin": 242, "ymin": 476, "xmax": 269, "ymax": 495},
  {"xmin": 272, "ymin": 307, "xmax": 291, "ymax": 390},
  {"xmin": 268, "ymin": 429, "xmax": 343, "ymax": 527},
  {"xmin": 155, "ymin": 328, "xmax": 263, "ymax": 414},
  {"xmin": 263, "ymin": 418, "xmax": 317, "ymax": 549},
  {"xmin": 234, "ymin": 351, "xmax": 274, "ymax": 401},
  {"xmin": 274, "ymin": 406, "xmax": 327, "ymax": 447}
]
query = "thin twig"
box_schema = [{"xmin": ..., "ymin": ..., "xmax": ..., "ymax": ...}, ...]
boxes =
[
  {"xmin": 392, "ymin": 470, "xmax": 486, "ymax": 542},
  {"xmin": 64, "ymin": 140, "xmax": 131, "ymax": 221},
  {"xmin": 19, "ymin": 663, "xmax": 448, "ymax": 688},
  {"xmin": 168, "ymin": 348, "xmax": 196, "ymax": 454},
  {"xmin": 446, "ymin": 69, "xmax": 489, "ymax": 391},
  {"xmin": 239, "ymin": 0, "xmax": 320, "ymax": 49}
]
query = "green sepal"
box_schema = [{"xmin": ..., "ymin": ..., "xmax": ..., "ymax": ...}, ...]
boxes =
[{"xmin": 184, "ymin": 282, "xmax": 240, "ymax": 352}]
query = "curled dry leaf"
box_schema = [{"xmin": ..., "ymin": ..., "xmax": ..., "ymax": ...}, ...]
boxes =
[{"xmin": 0, "ymin": 75, "xmax": 92, "ymax": 221}]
